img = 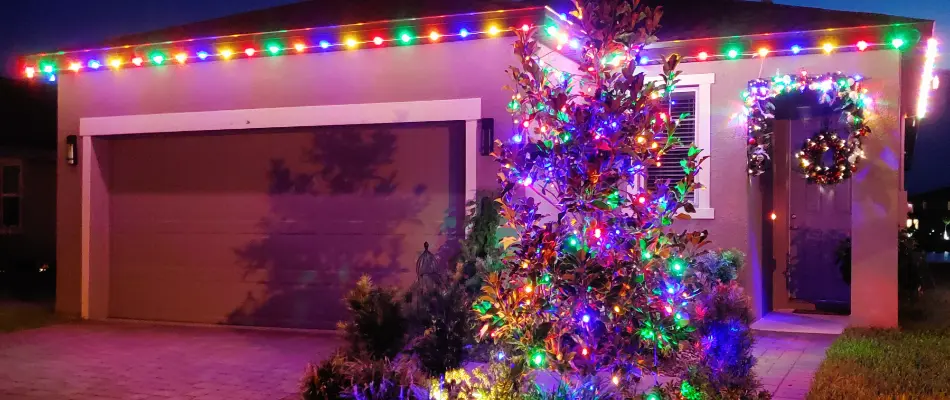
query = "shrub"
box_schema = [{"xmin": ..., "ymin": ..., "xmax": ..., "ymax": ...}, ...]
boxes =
[
  {"xmin": 300, "ymin": 351, "xmax": 348, "ymax": 400},
  {"xmin": 343, "ymin": 356, "xmax": 427, "ymax": 400},
  {"xmin": 405, "ymin": 266, "xmax": 473, "ymax": 376},
  {"xmin": 338, "ymin": 275, "xmax": 407, "ymax": 360},
  {"xmin": 684, "ymin": 249, "xmax": 769, "ymax": 399}
]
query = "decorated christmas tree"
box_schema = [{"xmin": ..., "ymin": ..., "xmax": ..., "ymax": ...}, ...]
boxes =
[{"xmin": 474, "ymin": 0, "xmax": 710, "ymax": 396}]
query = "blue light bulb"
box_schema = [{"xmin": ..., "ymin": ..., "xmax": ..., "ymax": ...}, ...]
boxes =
[
  {"xmin": 791, "ymin": 45, "xmax": 802, "ymax": 54},
  {"xmin": 582, "ymin": 314, "xmax": 591, "ymax": 323},
  {"xmin": 197, "ymin": 51, "xmax": 209, "ymax": 60},
  {"xmin": 319, "ymin": 41, "xmax": 330, "ymax": 49},
  {"xmin": 513, "ymin": 134, "xmax": 523, "ymax": 143},
  {"xmin": 459, "ymin": 29, "xmax": 470, "ymax": 38}
]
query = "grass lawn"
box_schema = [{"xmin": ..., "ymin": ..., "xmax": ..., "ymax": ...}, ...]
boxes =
[
  {"xmin": 808, "ymin": 283, "xmax": 950, "ymax": 399},
  {"xmin": 0, "ymin": 301, "xmax": 61, "ymax": 333}
]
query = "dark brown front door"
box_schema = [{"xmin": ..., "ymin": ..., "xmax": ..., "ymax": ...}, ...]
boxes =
[{"xmin": 786, "ymin": 118, "xmax": 852, "ymax": 307}]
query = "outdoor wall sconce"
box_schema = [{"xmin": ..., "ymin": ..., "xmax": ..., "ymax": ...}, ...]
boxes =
[
  {"xmin": 65, "ymin": 135, "xmax": 78, "ymax": 166},
  {"xmin": 905, "ymin": 116, "xmax": 918, "ymax": 172},
  {"xmin": 480, "ymin": 118, "xmax": 494, "ymax": 156}
]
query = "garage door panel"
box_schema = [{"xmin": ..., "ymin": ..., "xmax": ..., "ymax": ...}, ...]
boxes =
[
  {"xmin": 109, "ymin": 231, "xmax": 444, "ymax": 285},
  {"xmin": 110, "ymin": 194, "xmax": 455, "ymax": 235},
  {"xmin": 108, "ymin": 123, "xmax": 465, "ymax": 328}
]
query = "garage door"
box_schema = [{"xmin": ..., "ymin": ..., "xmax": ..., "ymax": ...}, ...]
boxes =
[{"xmin": 108, "ymin": 123, "xmax": 466, "ymax": 329}]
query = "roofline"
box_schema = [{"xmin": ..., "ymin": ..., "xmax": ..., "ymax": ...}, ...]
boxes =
[
  {"xmin": 25, "ymin": 5, "xmax": 546, "ymax": 59},
  {"xmin": 648, "ymin": 21, "xmax": 934, "ymax": 48}
]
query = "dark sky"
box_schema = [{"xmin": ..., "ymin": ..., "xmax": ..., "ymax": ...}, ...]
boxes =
[{"xmin": 1, "ymin": 0, "xmax": 947, "ymax": 192}]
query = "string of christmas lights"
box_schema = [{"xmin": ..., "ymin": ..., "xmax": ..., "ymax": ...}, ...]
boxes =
[
  {"xmin": 744, "ymin": 71, "xmax": 872, "ymax": 178},
  {"xmin": 20, "ymin": 4, "xmax": 929, "ymax": 84}
]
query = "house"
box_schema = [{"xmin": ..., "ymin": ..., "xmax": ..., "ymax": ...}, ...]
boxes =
[
  {"xmin": 909, "ymin": 187, "xmax": 950, "ymax": 253},
  {"xmin": 0, "ymin": 78, "xmax": 57, "ymax": 299},
  {"xmin": 19, "ymin": 0, "xmax": 937, "ymax": 329}
]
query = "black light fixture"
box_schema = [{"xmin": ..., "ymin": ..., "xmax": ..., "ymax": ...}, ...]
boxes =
[
  {"xmin": 479, "ymin": 118, "xmax": 494, "ymax": 156},
  {"xmin": 904, "ymin": 116, "xmax": 918, "ymax": 172},
  {"xmin": 65, "ymin": 135, "xmax": 78, "ymax": 166}
]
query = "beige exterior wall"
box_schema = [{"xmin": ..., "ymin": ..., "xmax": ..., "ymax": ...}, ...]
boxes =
[{"xmin": 57, "ymin": 36, "xmax": 905, "ymax": 326}]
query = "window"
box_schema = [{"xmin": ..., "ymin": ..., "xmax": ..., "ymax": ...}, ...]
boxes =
[
  {"xmin": 0, "ymin": 164, "xmax": 21, "ymax": 230},
  {"xmin": 649, "ymin": 90, "xmax": 697, "ymax": 202},
  {"xmin": 643, "ymin": 73, "xmax": 714, "ymax": 219}
]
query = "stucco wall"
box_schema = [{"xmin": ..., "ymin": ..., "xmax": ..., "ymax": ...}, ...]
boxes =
[{"xmin": 57, "ymin": 36, "xmax": 903, "ymax": 325}]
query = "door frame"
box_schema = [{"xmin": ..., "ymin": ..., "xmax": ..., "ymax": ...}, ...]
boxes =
[{"xmin": 77, "ymin": 98, "xmax": 483, "ymax": 319}]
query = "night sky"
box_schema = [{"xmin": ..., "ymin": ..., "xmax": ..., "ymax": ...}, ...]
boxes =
[{"xmin": 1, "ymin": 0, "xmax": 947, "ymax": 192}]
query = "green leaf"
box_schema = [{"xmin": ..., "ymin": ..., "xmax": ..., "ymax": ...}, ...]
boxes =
[
  {"xmin": 688, "ymin": 145, "xmax": 700, "ymax": 157},
  {"xmin": 592, "ymin": 200, "xmax": 611, "ymax": 210},
  {"xmin": 675, "ymin": 181, "xmax": 687, "ymax": 196}
]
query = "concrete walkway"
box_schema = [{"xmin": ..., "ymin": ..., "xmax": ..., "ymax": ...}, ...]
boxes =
[
  {"xmin": 753, "ymin": 330, "xmax": 837, "ymax": 400},
  {"xmin": 0, "ymin": 322, "xmax": 834, "ymax": 399}
]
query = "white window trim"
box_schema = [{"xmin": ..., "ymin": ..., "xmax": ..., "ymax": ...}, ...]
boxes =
[
  {"xmin": 603, "ymin": 71, "xmax": 716, "ymax": 219},
  {"xmin": 650, "ymin": 73, "xmax": 715, "ymax": 220}
]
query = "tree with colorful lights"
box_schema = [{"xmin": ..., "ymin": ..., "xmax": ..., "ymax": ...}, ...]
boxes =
[{"xmin": 474, "ymin": 0, "xmax": 710, "ymax": 396}]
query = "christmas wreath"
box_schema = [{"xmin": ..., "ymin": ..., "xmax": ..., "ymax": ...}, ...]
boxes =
[
  {"xmin": 744, "ymin": 71, "xmax": 873, "ymax": 176},
  {"xmin": 795, "ymin": 130, "xmax": 862, "ymax": 185}
]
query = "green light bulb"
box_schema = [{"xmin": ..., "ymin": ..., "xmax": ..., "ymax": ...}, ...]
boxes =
[
  {"xmin": 727, "ymin": 49, "xmax": 739, "ymax": 59},
  {"xmin": 892, "ymin": 38, "xmax": 905, "ymax": 49}
]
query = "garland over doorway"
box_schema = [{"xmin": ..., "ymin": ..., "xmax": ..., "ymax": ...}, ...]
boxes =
[{"xmin": 744, "ymin": 71, "xmax": 873, "ymax": 184}]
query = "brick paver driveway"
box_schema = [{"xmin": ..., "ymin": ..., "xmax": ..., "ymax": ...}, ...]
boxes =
[
  {"xmin": 0, "ymin": 322, "xmax": 341, "ymax": 400},
  {"xmin": 753, "ymin": 331, "xmax": 837, "ymax": 399},
  {"xmin": 0, "ymin": 322, "xmax": 834, "ymax": 399}
]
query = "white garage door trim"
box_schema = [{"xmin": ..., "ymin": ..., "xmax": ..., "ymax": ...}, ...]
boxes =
[{"xmin": 78, "ymin": 98, "xmax": 483, "ymax": 319}]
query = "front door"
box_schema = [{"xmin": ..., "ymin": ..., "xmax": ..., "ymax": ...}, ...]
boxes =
[{"xmin": 785, "ymin": 117, "xmax": 852, "ymax": 309}]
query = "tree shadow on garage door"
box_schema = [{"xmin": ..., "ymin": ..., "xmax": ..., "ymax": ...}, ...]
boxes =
[{"xmin": 226, "ymin": 123, "xmax": 465, "ymax": 329}]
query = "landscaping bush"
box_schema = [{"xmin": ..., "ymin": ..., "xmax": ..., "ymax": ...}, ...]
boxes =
[
  {"xmin": 300, "ymin": 351, "xmax": 348, "ymax": 399},
  {"xmin": 405, "ymin": 255, "xmax": 473, "ymax": 376},
  {"xmin": 338, "ymin": 276, "xmax": 407, "ymax": 360},
  {"xmin": 679, "ymin": 249, "xmax": 770, "ymax": 400}
]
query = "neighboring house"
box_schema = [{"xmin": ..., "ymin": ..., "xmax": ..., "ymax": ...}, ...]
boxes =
[
  {"xmin": 909, "ymin": 188, "xmax": 950, "ymax": 252},
  {"xmin": 0, "ymin": 78, "xmax": 57, "ymax": 298},
  {"xmin": 19, "ymin": 0, "xmax": 937, "ymax": 329}
]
